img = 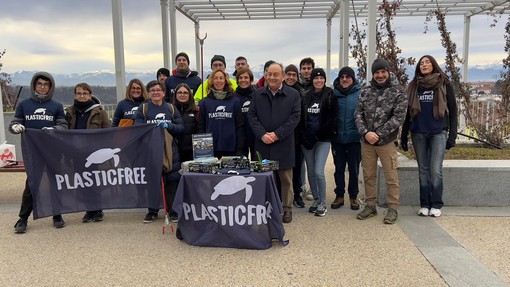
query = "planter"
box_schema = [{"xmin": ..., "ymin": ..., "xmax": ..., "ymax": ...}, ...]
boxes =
[{"xmin": 376, "ymin": 154, "xmax": 510, "ymax": 206}]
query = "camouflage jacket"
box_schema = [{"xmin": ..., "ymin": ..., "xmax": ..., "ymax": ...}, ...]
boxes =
[{"xmin": 355, "ymin": 75, "xmax": 407, "ymax": 146}]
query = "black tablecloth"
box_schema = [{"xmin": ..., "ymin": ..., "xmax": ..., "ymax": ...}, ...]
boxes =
[{"xmin": 173, "ymin": 172, "xmax": 287, "ymax": 249}]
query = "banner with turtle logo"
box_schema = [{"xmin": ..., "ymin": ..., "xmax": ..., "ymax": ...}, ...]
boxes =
[{"xmin": 21, "ymin": 125, "xmax": 164, "ymax": 219}]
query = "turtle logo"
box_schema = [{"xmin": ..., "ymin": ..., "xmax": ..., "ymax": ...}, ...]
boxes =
[
  {"xmin": 85, "ymin": 148, "xmax": 121, "ymax": 168},
  {"xmin": 242, "ymin": 101, "xmax": 250, "ymax": 108},
  {"xmin": 211, "ymin": 176, "xmax": 256, "ymax": 203},
  {"xmin": 34, "ymin": 108, "xmax": 46, "ymax": 115},
  {"xmin": 155, "ymin": 113, "xmax": 166, "ymax": 120},
  {"xmin": 215, "ymin": 106, "xmax": 226, "ymax": 112},
  {"xmin": 130, "ymin": 107, "xmax": 138, "ymax": 113},
  {"xmin": 311, "ymin": 103, "xmax": 319, "ymax": 109}
]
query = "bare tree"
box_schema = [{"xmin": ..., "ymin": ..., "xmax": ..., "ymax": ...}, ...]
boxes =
[
  {"xmin": 349, "ymin": 0, "xmax": 415, "ymax": 86},
  {"xmin": 426, "ymin": 2, "xmax": 509, "ymax": 146}
]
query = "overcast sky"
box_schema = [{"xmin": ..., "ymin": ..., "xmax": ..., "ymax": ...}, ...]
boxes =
[{"xmin": 0, "ymin": 0, "xmax": 508, "ymax": 75}]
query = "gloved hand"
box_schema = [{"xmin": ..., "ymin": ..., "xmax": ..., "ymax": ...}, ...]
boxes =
[
  {"xmin": 157, "ymin": 121, "xmax": 169, "ymax": 129},
  {"xmin": 400, "ymin": 137, "xmax": 408, "ymax": 152},
  {"xmin": 446, "ymin": 139, "xmax": 455, "ymax": 150},
  {"xmin": 11, "ymin": 124, "xmax": 25, "ymax": 134},
  {"xmin": 41, "ymin": 127, "xmax": 54, "ymax": 131}
]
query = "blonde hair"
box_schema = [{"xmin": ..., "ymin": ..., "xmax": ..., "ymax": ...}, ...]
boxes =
[
  {"xmin": 125, "ymin": 79, "xmax": 147, "ymax": 101},
  {"xmin": 206, "ymin": 70, "xmax": 234, "ymax": 95}
]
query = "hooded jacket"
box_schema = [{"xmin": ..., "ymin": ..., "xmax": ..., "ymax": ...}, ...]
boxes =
[
  {"xmin": 65, "ymin": 96, "xmax": 111, "ymax": 129},
  {"xmin": 9, "ymin": 71, "xmax": 67, "ymax": 133}
]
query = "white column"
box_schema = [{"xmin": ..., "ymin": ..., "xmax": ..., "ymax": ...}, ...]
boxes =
[
  {"xmin": 340, "ymin": 0, "xmax": 350, "ymax": 69},
  {"xmin": 195, "ymin": 23, "xmax": 201, "ymax": 73},
  {"xmin": 326, "ymin": 19, "xmax": 332, "ymax": 87},
  {"xmin": 366, "ymin": 0, "xmax": 377, "ymax": 81},
  {"xmin": 462, "ymin": 15, "xmax": 471, "ymax": 82},
  {"xmin": 169, "ymin": 0, "xmax": 177, "ymax": 70},
  {"xmin": 161, "ymin": 0, "xmax": 171, "ymax": 69},
  {"xmin": 112, "ymin": 0, "xmax": 126, "ymax": 102}
]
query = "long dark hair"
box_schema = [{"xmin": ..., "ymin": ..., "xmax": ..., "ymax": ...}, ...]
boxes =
[{"xmin": 407, "ymin": 55, "xmax": 449, "ymax": 93}]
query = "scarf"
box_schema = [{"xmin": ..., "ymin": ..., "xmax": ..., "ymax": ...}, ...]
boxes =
[
  {"xmin": 176, "ymin": 68, "xmax": 191, "ymax": 78},
  {"xmin": 212, "ymin": 89, "xmax": 227, "ymax": 100},
  {"xmin": 336, "ymin": 82, "xmax": 354, "ymax": 95},
  {"xmin": 370, "ymin": 77, "xmax": 391, "ymax": 90},
  {"xmin": 73, "ymin": 99, "xmax": 94, "ymax": 114},
  {"xmin": 408, "ymin": 73, "xmax": 447, "ymax": 119}
]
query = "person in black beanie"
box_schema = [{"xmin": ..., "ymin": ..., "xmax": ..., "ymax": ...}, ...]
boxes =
[
  {"xmin": 156, "ymin": 67, "xmax": 170, "ymax": 84},
  {"xmin": 65, "ymin": 82, "xmax": 111, "ymax": 223},
  {"xmin": 355, "ymin": 58, "xmax": 407, "ymax": 224},
  {"xmin": 330, "ymin": 66, "xmax": 362, "ymax": 211},
  {"xmin": 165, "ymin": 52, "xmax": 201, "ymax": 104},
  {"xmin": 298, "ymin": 68, "xmax": 338, "ymax": 217}
]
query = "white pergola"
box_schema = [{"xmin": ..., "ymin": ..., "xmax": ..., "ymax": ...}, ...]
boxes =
[{"xmin": 110, "ymin": 0, "xmax": 510, "ymax": 101}]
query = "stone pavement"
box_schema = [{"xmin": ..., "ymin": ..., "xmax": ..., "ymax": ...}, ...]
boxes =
[{"xmin": 0, "ymin": 157, "xmax": 509, "ymax": 286}]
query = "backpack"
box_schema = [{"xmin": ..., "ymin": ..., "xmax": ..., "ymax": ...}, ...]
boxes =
[{"xmin": 142, "ymin": 102, "xmax": 175, "ymax": 173}]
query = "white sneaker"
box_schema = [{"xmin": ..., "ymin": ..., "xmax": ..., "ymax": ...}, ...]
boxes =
[
  {"xmin": 429, "ymin": 208, "xmax": 442, "ymax": 217},
  {"xmin": 418, "ymin": 208, "xmax": 429, "ymax": 216}
]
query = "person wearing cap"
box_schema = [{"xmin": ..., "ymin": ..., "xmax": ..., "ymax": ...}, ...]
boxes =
[
  {"xmin": 283, "ymin": 64, "xmax": 299, "ymax": 91},
  {"xmin": 297, "ymin": 68, "xmax": 338, "ymax": 217},
  {"xmin": 156, "ymin": 68, "xmax": 170, "ymax": 84},
  {"xmin": 248, "ymin": 62, "xmax": 301, "ymax": 224},
  {"xmin": 401, "ymin": 55, "xmax": 457, "ymax": 218},
  {"xmin": 165, "ymin": 52, "xmax": 201, "ymax": 103},
  {"xmin": 355, "ymin": 58, "xmax": 407, "ymax": 224},
  {"xmin": 193, "ymin": 54, "xmax": 238, "ymax": 103},
  {"xmin": 330, "ymin": 67, "xmax": 362, "ymax": 211}
]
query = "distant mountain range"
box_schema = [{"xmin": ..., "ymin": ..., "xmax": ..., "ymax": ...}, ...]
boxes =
[{"xmin": 7, "ymin": 64, "xmax": 504, "ymax": 87}]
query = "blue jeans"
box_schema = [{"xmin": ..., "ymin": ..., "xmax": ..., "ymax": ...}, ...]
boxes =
[
  {"xmin": 412, "ymin": 131, "xmax": 447, "ymax": 209},
  {"xmin": 302, "ymin": 141, "xmax": 331, "ymax": 204},
  {"xmin": 331, "ymin": 142, "xmax": 361, "ymax": 199}
]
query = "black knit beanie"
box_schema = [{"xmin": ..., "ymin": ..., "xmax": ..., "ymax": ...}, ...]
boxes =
[
  {"xmin": 338, "ymin": 66, "xmax": 355, "ymax": 80},
  {"xmin": 310, "ymin": 68, "xmax": 326, "ymax": 82},
  {"xmin": 175, "ymin": 52, "xmax": 190, "ymax": 64},
  {"xmin": 371, "ymin": 58, "xmax": 390, "ymax": 74}
]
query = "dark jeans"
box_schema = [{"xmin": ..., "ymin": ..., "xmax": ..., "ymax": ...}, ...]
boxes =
[
  {"xmin": 331, "ymin": 142, "xmax": 361, "ymax": 199},
  {"xmin": 412, "ymin": 131, "xmax": 447, "ymax": 209},
  {"xmin": 292, "ymin": 144, "xmax": 304, "ymax": 199}
]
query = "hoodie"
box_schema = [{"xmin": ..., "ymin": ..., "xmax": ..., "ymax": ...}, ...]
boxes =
[{"xmin": 9, "ymin": 71, "xmax": 67, "ymax": 132}]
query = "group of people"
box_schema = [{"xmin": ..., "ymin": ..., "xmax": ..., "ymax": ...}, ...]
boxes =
[{"xmin": 8, "ymin": 52, "xmax": 457, "ymax": 233}]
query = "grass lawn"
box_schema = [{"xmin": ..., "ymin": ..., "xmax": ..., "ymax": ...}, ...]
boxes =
[{"xmin": 401, "ymin": 145, "xmax": 510, "ymax": 160}]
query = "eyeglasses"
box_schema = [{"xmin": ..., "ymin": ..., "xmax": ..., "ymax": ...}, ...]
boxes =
[
  {"xmin": 212, "ymin": 63, "xmax": 225, "ymax": 68},
  {"xmin": 149, "ymin": 89, "xmax": 163, "ymax": 94},
  {"xmin": 76, "ymin": 92, "xmax": 90, "ymax": 96},
  {"xmin": 176, "ymin": 91, "xmax": 190, "ymax": 95},
  {"xmin": 36, "ymin": 82, "xmax": 50, "ymax": 88},
  {"xmin": 340, "ymin": 75, "xmax": 352, "ymax": 79}
]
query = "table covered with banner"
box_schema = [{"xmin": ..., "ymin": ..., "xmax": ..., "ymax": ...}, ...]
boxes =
[{"xmin": 173, "ymin": 172, "xmax": 288, "ymax": 249}]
